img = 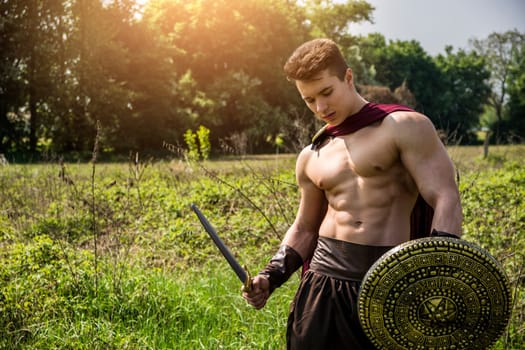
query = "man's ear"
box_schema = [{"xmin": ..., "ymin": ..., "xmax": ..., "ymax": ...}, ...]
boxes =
[{"xmin": 345, "ymin": 68, "xmax": 353, "ymax": 84}]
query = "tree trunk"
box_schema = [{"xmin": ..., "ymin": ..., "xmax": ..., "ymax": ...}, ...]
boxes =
[
  {"xmin": 28, "ymin": 5, "xmax": 38, "ymax": 154},
  {"xmin": 483, "ymin": 131, "xmax": 492, "ymax": 158},
  {"xmin": 0, "ymin": 97, "xmax": 8, "ymax": 154}
]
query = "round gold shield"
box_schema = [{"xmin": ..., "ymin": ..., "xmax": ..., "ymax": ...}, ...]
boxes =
[{"xmin": 358, "ymin": 237, "xmax": 511, "ymax": 350}]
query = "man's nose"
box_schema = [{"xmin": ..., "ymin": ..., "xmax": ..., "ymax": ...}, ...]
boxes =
[{"xmin": 316, "ymin": 99, "xmax": 327, "ymax": 113}]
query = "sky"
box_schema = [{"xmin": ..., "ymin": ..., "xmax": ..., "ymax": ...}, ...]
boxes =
[{"xmin": 349, "ymin": 0, "xmax": 525, "ymax": 55}]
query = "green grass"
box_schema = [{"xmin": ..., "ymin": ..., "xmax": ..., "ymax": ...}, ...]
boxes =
[
  {"xmin": 16, "ymin": 263, "xmax": 297, "ymax": 350},
  {"xmin": 0, "ymin": 145, "xmax": 524, "ymax": 349}
]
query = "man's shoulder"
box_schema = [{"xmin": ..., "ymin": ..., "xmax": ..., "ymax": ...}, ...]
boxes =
[
  {"xmin": 384, "ymin": 110, "xmax": 433, "ymax": 129},
  {"xmin": 296, "ymin": 142, "xmax": 327, "ymax": 174},
  {"xmin": 298, "ymin": 144, "xmax": 315, "ymax": 161},
  {"xmin": 385, "ymin": 111, "xmax": 441, "ymax": 151}
]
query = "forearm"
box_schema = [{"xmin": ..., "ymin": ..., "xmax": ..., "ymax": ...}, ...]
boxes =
[
  {"xmin": 281, "ymin": 224, "xmax": 319, "ymax": 262},
  {"xmin": 259, "ymin": 224, "xmax": 319, "ymax": 293},
  {"xmin": 258, "ymin": 245, "xmax": 303, "ymax": 293},
  {"xmin": 431, "ymin": 195, "xmax": 463, "ymax": 236}
]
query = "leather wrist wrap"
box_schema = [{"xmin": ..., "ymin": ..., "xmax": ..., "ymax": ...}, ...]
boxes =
[
  {"xmin": 259, "ymin": 245, "xmax": 303, "ymax": 293},
  {"xmin": 431, "ymin": 229, "xmax": 460, "ymax": 239}
]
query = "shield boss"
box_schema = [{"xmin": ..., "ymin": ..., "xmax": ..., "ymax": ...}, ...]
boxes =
[{"xmin": 358, "ymin": 237, "xmax": 511, "ymax": 350}]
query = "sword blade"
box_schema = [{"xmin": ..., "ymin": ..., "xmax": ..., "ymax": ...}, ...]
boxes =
[{"xmin": 191, "ymin": 203, "xmax": 248, "ymax": 284}]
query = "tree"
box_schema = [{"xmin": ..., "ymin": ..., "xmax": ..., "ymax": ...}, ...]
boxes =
[
  {"xmin": 373, "ymin": 39, "xmax": 442, "ymax": 116},
  {"xmin": 0, "ymin": 0, "xmax": 67, "ymax": 155},
  {"xmin": 504, "ymin": 41, "xmax": 525, "ymax": 141},
  {"xmin": 0, "ymin": 0, "xmax": 27, "ymax": 154},
  {"xmin": 353, "ymin": 32, "xmax": 492, "ymax": 142},
  {"xmin": 344, "ymin": 33, "xmax": 386, "ymax": 85},
  {"xmin": 302, "ymin": 0, "xmax": 374, "ymax": 42},
  {"xmin": 352, "ymin": 33, "xmax": 491, "ymax": 143},
  {"xmin": 141, "ymin": 0, "xmax": 309, "ymax": 153},
  {"xmin": 433, "ymin": 47, "xmax": 491, "ymax": 143},
  {"xmin": 0, "ymin": 0, "xmax": 143, "ymax": 157},
  {"xmin": 470, "ymin": 30, "xmax": 525, "ymax": 142},
  {"xmin": 64, "ymin": 0, "xmax": 138, "ymax": 153},
  {"xmin": 10, "ymin": 0, "xmax": 490, "ymax": 155}
]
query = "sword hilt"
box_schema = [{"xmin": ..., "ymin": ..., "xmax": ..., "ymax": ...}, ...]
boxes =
[{"xmin": 242, "ymin": 265, "xmax": 252, "ymax": 293}]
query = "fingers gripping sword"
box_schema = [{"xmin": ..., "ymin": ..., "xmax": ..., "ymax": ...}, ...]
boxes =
[{"xmin": 190, "ymin": 204, "xmax": 252, "ymax": 292}]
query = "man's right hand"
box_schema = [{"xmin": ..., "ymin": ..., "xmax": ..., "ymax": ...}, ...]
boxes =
[{"xmin": 242, "ymin": 274, "xmax": 270, "ymax": 310}]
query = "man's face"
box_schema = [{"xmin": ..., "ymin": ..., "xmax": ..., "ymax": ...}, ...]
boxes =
[{"xmin": 295, "ymin": 69, "xmax": 353, "ymax": 126}]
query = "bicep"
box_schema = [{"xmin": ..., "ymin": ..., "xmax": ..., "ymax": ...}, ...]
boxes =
[{"xmin": 396, "ymin": 114, "xmax": 458, "ymax": 206}]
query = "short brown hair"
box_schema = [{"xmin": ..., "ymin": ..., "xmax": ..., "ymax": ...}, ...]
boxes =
[{"xmin": 284, "ymin": 38, "xmax": 348, "ymax": 81}]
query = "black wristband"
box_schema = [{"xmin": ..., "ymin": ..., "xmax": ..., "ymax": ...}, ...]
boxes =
[
  {"xmin": 431, "ymin": 229, "xmax": 460, "ymax": 239},
  {"xmin": 259, "ymin": 245, "xmax": 303, "ymax": 293}
]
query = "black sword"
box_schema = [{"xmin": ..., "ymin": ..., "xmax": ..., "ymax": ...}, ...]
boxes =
[{"xmin": 191, "ymin": 203, "xmax": 252, "ymax": 291}]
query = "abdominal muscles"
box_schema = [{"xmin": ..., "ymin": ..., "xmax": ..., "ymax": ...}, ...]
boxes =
[{"xmin": 318, "ymin": 169, "xmax": 417, "ymax": 246}]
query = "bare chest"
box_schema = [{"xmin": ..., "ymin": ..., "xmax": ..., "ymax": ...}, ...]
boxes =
[{"xmin": 306, "ymin": 127, "xmax": 402, "ymax": 190}]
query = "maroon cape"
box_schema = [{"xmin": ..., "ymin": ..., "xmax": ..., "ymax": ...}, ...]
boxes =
[{"xmin": 303, "ymin": 103, "xmax": 434, "ymax": 274}]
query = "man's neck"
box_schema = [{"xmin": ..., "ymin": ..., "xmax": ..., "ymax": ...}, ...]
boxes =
[{"xmin": 346, "ymin": 96, "xmax": 369, "ymax": 118}]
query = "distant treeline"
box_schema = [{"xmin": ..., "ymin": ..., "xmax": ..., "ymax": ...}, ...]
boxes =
[{"xmin": 1, "ymin": 0, "xmax": 524, "ymax": 160}]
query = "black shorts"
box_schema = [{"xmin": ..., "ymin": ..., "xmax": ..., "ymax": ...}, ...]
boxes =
[{"xmin": 286, "ymin": 237, "xmax": 393, "ymax": 350}]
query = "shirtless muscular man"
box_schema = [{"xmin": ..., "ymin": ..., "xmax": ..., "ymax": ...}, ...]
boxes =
[{"xmin": 243, "ymin": 38, "xmax": 462, "ymax": 350}]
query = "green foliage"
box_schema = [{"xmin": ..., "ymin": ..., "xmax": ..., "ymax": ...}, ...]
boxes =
[
  {"xmin": 455, "ymin": 148, "xmax": 525, "ymax": 349},
  {"xmin": 352, "ymin": 34, "xmax": 492, "ymax": 141},
  {"xmin": 0, "ymin": 234, "xmax": 95, "ymax": 347},
  {"xmin": 353, "ymin": 35, "xmax": 442, "ymax": 107},
  {"xmin": 302, "ymin": 0, "xmax": 374, "ymax": 40},
  {"xmin": 503, "ymin": 40, "xmax": 525, "ymax": 140},
  {"xmin": 184, "ymin": 129, "xmax": 200, "ymax": 161},
  {"xmin": 2, "ymin": 1, "xmax": 523, "ymax": 157},
  {"xmin": 471, "ymin": 30, "xmax": 525, "ymax": 141},
  {"xmin": 184, "ymin": 125, "xmax": 212, "ymax": 160},
  {"xmin": 0, "ymin": 146, "xmax": 524, "ymax": 348},
  {"xmin": 197, "ymin": 125, "xmax": 211, "ymax": 160},
  {"xmin": 0, "ymin": 155, "xmax": 299, "ymax": 348},
  {"xmin": 433, "ymin": 47, "xmax": 492, "ymax": 141}
]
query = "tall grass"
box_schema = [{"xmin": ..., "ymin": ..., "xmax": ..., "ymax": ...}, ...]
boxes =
[
  {"xmin": 0, "ymin": 145, "xmax": 524, "ymax": 349},
  {"xmin": 15, "ymin": 262, "xmax": 296, "ymax": 350}
]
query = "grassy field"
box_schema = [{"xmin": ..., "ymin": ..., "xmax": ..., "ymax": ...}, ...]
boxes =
[{"xmin": 0, "ymin": 145, "xmax": 524, "ymax": 349}]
